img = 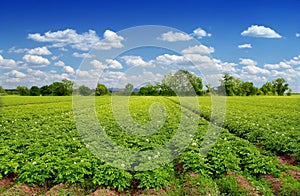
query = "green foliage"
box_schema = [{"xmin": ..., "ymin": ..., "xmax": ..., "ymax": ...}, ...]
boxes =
[
  {"xmin": 95, "ymin": 83, "xmax": 109, "ymax": 96},
  {"xmin": 62, "ymin": 79, "xmax": 74, "ymax": 96},
  {"xmin": 16, "ymin": 86, "xmax": 30, "ymax": 95},
  {"xmin": 93, "ymin": 164, "xmax": 132, "ymax": 191},
  {"xmin": 134, "ymin": 165, "xmax": 175, "ymax": 189},
  {"xmin": 279, "ymin": 176, "xmax": 300, "ymax": 195},
  {"xmin": 0, "ymin": 85, "xmax": 6, "ymax": 95},
  {"xmin": 40, "ymin": 85, "xmax": 52, "ymax": 96},
  {"xmin": 217, "ymin": 175, "xmax": 249, "ymax": 195},
  {"xmin": 0, "ymin": 96, "xmax": 299, "ymax": 194},
  {"xmin": 29, "ymin": 86, "xmax": 40, "ymax": 96},
  {"xmin": 78, "ymin": 85, "xmax": 92, "ymax": 96},
  {"xmin": 272, "ymin": 78, "xmax": 289, "ymax": 96}
]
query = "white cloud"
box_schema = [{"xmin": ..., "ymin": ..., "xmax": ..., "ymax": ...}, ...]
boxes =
[
  {"xmin": 72, "ymin": 52, "xmax": 94, "ymax": 58},
  {"xmin": 296, "ymin": 33, "xmax": 300, "ymax": 37},
  {"xmin": 155, "ymin": 54, "xmax": 186, "ymax": 65},
  {"xmin": 54, "ymin": 60, "xmax": 75, "ymax": 74},
  {"xmin": 239, "ymin": 58, "xmax": 257, "ymax": 66},
  {"xmin": 105, "ymin": 59, "xmax": 123, "ymax": 69},
  {"xmin": 238, "ymin": 44, "xmax": 252, "ymax": 49},
  {"xmin": 94, "ymin": 30, "xmax": 124, "ymax": 50},
  {"xmin": 8, "ymin": 47, "xmax": 28, "ymax": 53},
  {"xmin": 6, "ymin": 70, "xmax": 26, "ymax": 78},
  {"xmin": 242, "ymin": 65, "xmax": 270, "ymax": 75},
  {"xmin": 182, "ymin": 44, "xmax": 214, "ymax": 55},
  {"xmin": 27, "ymin": 46, "xmax": 52, "ymax": 55},
  {"xmin": 90, "ymin": 59, "xmax": 107, "ymax": 69},
  {"xmin": 0, "ymin": 50, "xmax": 3, "ymax": 53},
  {"xmin": 54, "ymin": 60, "xmax": 65, "ymax": 67},
  {"xmin": 158, "ymin": 31, "xmax": 192, "ymax": 42},
  {"xmin": 121, "ymin": 56, "xmax": 154, "ymax": 67},
  {"xmin": 62, "ymin": 66, "xmax": 75, "ymax": 74},
  {"xmin": 0, "ymin": 55, "xmax": 17, "ymax": 68},
  {"xmin": 23, "ymin": 54, "xmax": 50, "ymax": 65},
  {"xmin": 264, "ymin": 55, "xmax": 300, "ymax": 70},
  {"xmin": 193, "ymin": 28, "xmax": 211, "ymax": 38},
  {"xmin": 241, "ymin": 25, "xmax": 282, "ymax": 38},
  {"xmin": 28, "ymin": 29, "xmax": 124, "ymax": 51}
]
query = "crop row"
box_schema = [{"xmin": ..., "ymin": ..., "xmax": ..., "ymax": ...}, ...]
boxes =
[
  {"xmin": 167, "ymin": 96, "xmax": 300, "ymax": 160},
  {"xmin": 0, "ymin": 96, "xmax": 299, "ymax": 195}
]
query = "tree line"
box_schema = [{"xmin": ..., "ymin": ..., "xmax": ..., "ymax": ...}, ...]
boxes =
[{"xmin": 0, "ymin": 70, "xmax": 292, "ymax": 96}]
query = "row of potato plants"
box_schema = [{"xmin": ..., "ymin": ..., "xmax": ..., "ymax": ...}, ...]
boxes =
[
  {"xmin": 168, "ymin": 96, "xmax": 300, "ymax": 160},
  {"xmin": 0, "ymin": 96, "xmax": 298, "ymax": 194}
]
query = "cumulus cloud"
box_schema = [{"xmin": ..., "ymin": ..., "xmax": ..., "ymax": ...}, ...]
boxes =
[
  {"xmin": 239, "ymin": 58, "xmax": 257, "ymax": 66},
  {"xmin": 23, "ymin": 54, "xmax": 50, "ymax": 65},
  {"xmin": 181, "ymin": 44, "xmax": 214, "ymax": 55},
  {"xmin": 158, "ymin": 31, "xmax": 192, "ymax": 42},
  {"xmin": 193, "ymin": 28, "xmax": 211, "ymax": 38},
  {"xmin": 72, "ymin": 52, "xmax": 94, "ymax": 58},
  {"xmin": 105, "ymin": 59, "xmax": 123, "ymax": 69},
  {"xmin": 27, "ymin": 46, "xmax": 52, "ymax": 55},
  {"xmin": 6, "ymin": 70, "xmax": 26, "ymax": 78},
  {"xmin": 90, "ymin": 59, "xmax": 107, "ymax": 69},
  {"xmin": 264, "ymin": 55, "xmax": 300, "ymax": 70},
  {"xmin": 62, "ymin": 66, "xmax": 75, "ymax": 74},
  {"xmin": 54, "ymin": 60, "xmax": 65, "ymax": 67},
  {"xmin": 241, "ymin": 25, "xmax": 282, "ymax": 38},
  {"xmin": 28, "ymin": 29, "xmax": 124, "ymax": 51},
  {"xmin": 155, "ymin": 54, "xmax": 186, "ymax": 65},
  {"xmin": 296, "ymin": 33, "xmax": 300, "ymax": 37},
  {"xmin": 94, "ymin": 30, "xmax": 124, "ymax": 50},
  {"xmin": 242, "ymin": 65, "xmax": 270, "ymax": 75},
  {"xmin": 8, "ymin": 47, "xmax": 28, "ymax": 53},
  {"xmin": 0, "ymin": 55, "xmax": 17, "ymax": 68},
  {"xmin": 121, "ymin": 56, "xmax": 154, "ymax": 67},
  {"xmin": 238, "ymin": 43, "xmax": 252, "ymax": 49}
]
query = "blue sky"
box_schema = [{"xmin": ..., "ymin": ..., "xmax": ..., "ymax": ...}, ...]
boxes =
[{"xmin": 1, "ymin": 0, "xmax": 300, "ymax": 92}]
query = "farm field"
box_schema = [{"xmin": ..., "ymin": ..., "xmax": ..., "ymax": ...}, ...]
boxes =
[{"xmin": 0, "ymin": 96, "xmax": 300, "ymax": 195}]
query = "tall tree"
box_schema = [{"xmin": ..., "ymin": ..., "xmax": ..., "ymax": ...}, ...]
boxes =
[
  {"xmin": 50, "ymin": 82, "xmax": 65, "ymax": 96},
  {"xmin": 78, "ymin": 85, "xmax": 92, "ymax": 96},
  {"xmin": 260, "ymin": 82, "xmax": 275, "ymax": 95},
  {"xmin": 162, "ymin": 70, "xmax": 203, "ymax": 96},
  {"xmin": 124, "ymin": 83, "xmax": 134, "ymax": 95},
  {"xmin": 40, "ymin": 85, "xmax": 52, "ymax": 96},
  {"xmin": 221, "ymin": 73, "xmax": 235, "ymax": 96},
  {"xmin": 95, "ymin": 83, "xmax": 109, "ymax": 96},
  {"xmin": 62, "ymin": 79, "xmax": 74, "ymax": 96},
  {"xmin": 272, "ymin": 78, "xmax": 289, "ymax": 96},
  {"xmin": 16, "ymin": 86, "xmax": 30, "ymax": 96},
  {"xmin": 0, "ymin": 86, "xmax": 6, "ymax": 95},
  {"xmin": 30, "ymin": 86, "xmax": 40, "ymax": 96}
]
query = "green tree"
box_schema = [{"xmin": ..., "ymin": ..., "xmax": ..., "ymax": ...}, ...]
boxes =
[
  {"xmin": 0, "ymin": 86, "xmax": 6, "ymax": 95},
  {"xmin": 62, "ymin": 79, "xmax": 74, "ymax": 95},
  {"xmin": 78, "ymin": 85, "xmax": 92, "ymax": 96},
  {"xmin": 30, "ymin": 86, "xmax": 40, "ymax": 96},
  {"xmin": 162, "ymin": 70, "xmax": 203, "ymax": 96},
  {"xmin": 221, "ymin": 73, "xmax": 235, "ymax": 96},
  {"xmin": 287, "ymin": 88, "xmax": 292, "ymax": 96},
  {"xmin": 260, "ymin": 82, "xmax": 275, "ymax": 95},
  {"xmin": 240, "ymin": 82, "xmax": 258, "ymax": 96},
  {"xmin": 16, "ymin": 86, "xmax": 30, "ymax": 96},
  {"xmin": 205, "ymin": 84, "xmax": 211, "ymax": 94},
  {"xmin": 272, "ymin": 78, "xmax": 289, "ymax": 96},
  {"xmin": 139, "ymin": 83, "xmax": 159, "ymax": 96},
  {"xmin": 124, "ymin": 83, "xmax": 134, "ymax": 95},
  {"xmin": 40, "ymin": 85, "xmax": 52, "ymax": 96},
  {"xmin": 95, "ymin": 83, "xmax": 109, "ymax": 96},
  {"xmin": 50, "ymin": 82, "xmax": 65, "ymax": 96}
]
